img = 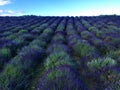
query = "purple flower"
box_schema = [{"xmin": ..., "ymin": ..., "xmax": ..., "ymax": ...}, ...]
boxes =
[{"xmin": 37, "ymin": 65, "xmax": 88, "ymax": 90}]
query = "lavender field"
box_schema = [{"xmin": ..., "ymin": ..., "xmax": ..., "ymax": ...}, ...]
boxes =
[{"xmin": 0, "ymin": 15, "xmax": 120, "ymax": 90}]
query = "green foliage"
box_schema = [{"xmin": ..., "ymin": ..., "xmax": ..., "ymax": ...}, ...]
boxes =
[
  {"xmin": 73, "ymin": 41, "xmax": 95, "ymax": 57},
  {"xmin": 31, "ymin": 28, "xmax": 42, "ymax": 34},
  {"xmin": 107, "ymin": 25, "xmax": 120, "ymax": 33},
  {"xmin": 47, "ymin": 70, "xmax": 63, "ymax": 80},
  {"xmin": 70, "ymin": 36, "xmax": 78, "ymax": 44},
  {"xmin": 68, "ymin": 30, "xmax": 76, "ymax": 35},
  {"xmin": 88, "ymin": 26, "xmax": 98, "ymax": 31},
  {"xmin": 2, "ymin": 31, "xmax": 12, "ymax": 36},
  {"xmin": 0, "ymin": 47, "xmax": 11, "ymax": 59},
  {"xmin": 20, "ymin": 34, "xmax": 35, "ymax": 41},
  {"xmin": 95, "ymin": 31, "xmax": 103, "ymax": 37},
  {"xmin": 43, "ymin": 28, "xmax": 53, "ymax": 34},
  {"xmin": 81, "ymin": 31, "xmax": 92, "ymax": 39},
  {"xmin": 40, "ymin": 23, "xmax": 48, "ymax": 28},
  {"xmin": 0, "ymin": 44, "xmax": 44, "ymax": 90},
  {"xmin": 0, "ymin": 64, "xmax": 21, "ymax": 89},
  {"xmin": 87, "ymin": 57, "xmax": 119, "ymax": 89},
  {"xmin": 66, "ymin": 29, "xmax": 76, "ymax": 35},
  {"xmin": 110, "ymin": 37, "xmax": 120, "ymax": 45},
  {"xmin": 3, "ymin": 64, "xmax": 20, "ymax": 78},
  {"xmin": 13, "ymin": 38, "xmax": 29, "ymax": 53},
  {"xmin": 92, "ymin": 38, "xmax": 103, "ymax": 45},
  {"xmin": 88, "ymin": 26, "xmax": 102, "ymax": 37},
  {"xmin": 47, "ymin": 44, "xmax": 68, "ymax": 54},
  {"xmin": 67, "ymin": 25, "xmax": 74, "ymax": 30},
  {"xmin": 57, "ymin": 24, "xmax": 64, "ymax": 31},
  {"xmin": 30, "ymin": 39, "xmax": 47, "ymax": 47},
  {"xmin": 0, "ymin": 47, "xmax": 12, "ymax": 70},
  {"xmin": 45, "ymin": 51, "xmax": 74, "ymax": 70},
  {"xmin": 87, "ymin": 57, "xmax": 116, "ymax": 72},
  {"xmin": 30, "ymin": 25, "xmax": 38, "ymax": 29},
  {"xmin": 107, "ymin": 50, "xmax": 120, "ymax": 63},
  {"xmin": 81, "ymin": 19, "xmax": 91, "ymax": 28},
  {"xmin": 18, "ymin": 29, "xmax": 28, "ymax": 34},
  {"xmin": 52, "ymin": 34, "xmax": 65, "ymax": 42},
  {"xmin": 6, "ymin": 34, "xmax": 17, "ymax": 40}
]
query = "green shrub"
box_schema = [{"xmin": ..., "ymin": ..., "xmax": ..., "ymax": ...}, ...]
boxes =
[
  {"xmin": 0, "ymin": 44, "xmax": 45, "ymax": 90},
  {"xmin": 107, "ymin": 25, "xmax": 120, "ymax": 32},
  {"xmin": 2, "ymin": 31, "xmax": 12, "ymax": 36},
  {"xmin": 87, "ymin": 57, "xmax": 118, "ymax": 88},
  {"xmin": 57, "ymin": 25, "xmax": 64, "ymax": 31},
  {"xmin": 6, "ymin": 34, "xmax": 17, "ymax": 40},
  {"xmin": 0, "ymin": 64, "xmax": 22, "ymax": 90},
  {"xmin": 20, "ymin": 34, "xmax": 35, "ymax": 41},
  {"xmin": 106, "ymin": 50, "xmax": 120, "ymax": 64},
  {"xmin": 88, "ymin": 26, "xmax": 102, "ymax": 37},
  {"xmin": 0, "ymin": 47, "xmax": 13, "ymax": 69},
  {"xmin": 30, "ymin": 25, "xmax": 37, "ymax": 29},
  {"xmin": 43, "ymin": 28, "xmax": 53, "ymax": 34},
  {"xmin": 31, "ymin": 28, "xmax": 42, "ymax": 34},
  {"xmin": 30, "ymin": 39, "xmax": 47, "ymax": 47},
  {"xmin": 40, "ymin": 23, "xmax": 48, "ymax": 28},
  {"xmin": 92, "ymin": 38, "xmax": 103, "ymax": 45},
  {"xmin": 96, "ymin": 31, "xmax": 103, "ymax": 37},
  {"xmin": 87, "ymin": 57, "xmax": 116, "ymax": 72},
  {"xmin": 66, "ymin": 30, "xmax": 76, "ymax": 35},
  {"xmin": 47, "ymin": 44, "xmax": 69, "ymax": 54},
  {"xmin": 18, "ymin": 29, "xmax": 28, "ymax": 34},
  {"xmin": 81, "ymin": 19, "xmax": 91, "ymax": 28},
  {"xmin": 47, "ymin": 70, "xmax": 63, "ymax": 80},
  {"xmin": 67, "ymin": 25, "xmax": 74, "ymax": 30},
  {"xmin": 0, "ymin": 47, "xmax": 11, "ymax": 59},
  {"xmin": 13, "ymin": 38, "xmax": 29, "ymax": 53},
  {"xmin": 81, "ymin": 31, "xmax": 92, "ymax": 39},
  {"xmin": 52, "ymin": 34, "xmax": 65, "ymax": 42},
  {"xmin": 45, "ymin": 51, "xmax": 75, "ymax": 70},
  {"xmin": 88, "ymin": 26, "xmax": 99, "ymax": 32},
  {"xmin": 110, "ymin": 37, "xmax": 120, "ymax": 46},
  {"xmin": 73, "ymin": 41, "xmax": 95, "ymax": 57}
]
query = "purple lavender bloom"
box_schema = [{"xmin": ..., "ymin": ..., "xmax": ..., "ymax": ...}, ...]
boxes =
[
  {"xmin": 46, "ymin": 44, "xmax": 70, "ymax": 55},
  {"xmin": 0, "ymin": 38, "xmax": 15, "ymax": 47},
  {"xmin": 37, "ymin": 65, "xmax": 88, "ymax": 90},
  {"xmin": 18, "ymin": 45, "xmax": 45, "ymax": 72}
]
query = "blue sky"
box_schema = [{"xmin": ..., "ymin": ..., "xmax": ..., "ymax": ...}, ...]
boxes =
[{"xmin": 0, "ymin": 0, "xmax": 120, "ymax": 16}]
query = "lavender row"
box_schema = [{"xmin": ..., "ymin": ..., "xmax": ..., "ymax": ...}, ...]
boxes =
[
  {"xmin": 0, "ymin": 18, "xmax": 58, "ymax": 72},
  {"xmin": 36, "ymin": 18, "xmax": 88, "ymax": 90},
  {"xmin": 84, "ymin": 17, "xmax": 120, "ymax": 48},
  {"xmin": 0, "ymin": 17, "xmax": 62, "ymax": 90},
  {"xmin": 74, "ymin": 17, "xmax": 116, "ymax": 56},
  {"xmin": 72, "ymin": 17, "xmax": 120, "ymax": 89}
]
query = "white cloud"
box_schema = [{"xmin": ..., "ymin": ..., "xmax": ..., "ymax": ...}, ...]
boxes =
[
  {"xmin": 0, "ymin": 10, "xmax": 25, "ymax": 16},
  {"xmin": 0, "ymin": 0, "xmax": 11, "ymax": 5},
  {"xmin": 65, "ymin": 8, "xmax": 120, "ymax": 16},
  {"xmin": 78, "ymin": 9, "xmax": 120, "ymax": 16}
]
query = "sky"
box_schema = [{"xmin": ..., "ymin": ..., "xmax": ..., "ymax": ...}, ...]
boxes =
[{"xmin": 0, "ymin": 0, "xmax": 120, "ymax": 16}]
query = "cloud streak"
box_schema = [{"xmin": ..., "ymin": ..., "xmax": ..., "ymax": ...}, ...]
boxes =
[
  {"xmin": 0, "ymin": 9, "xmax": 25, "ymax": 16},
  {"xmin": 0, "ymin": 0, "xmax": 11, "ymax": 6}
]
